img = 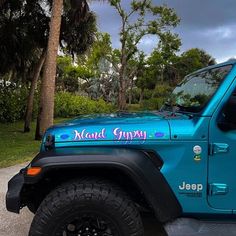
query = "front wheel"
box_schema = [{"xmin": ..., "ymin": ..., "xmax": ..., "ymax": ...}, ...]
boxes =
[{"xmin": 29, "ymin": 178, "xmax": 144, "ymax": 236}]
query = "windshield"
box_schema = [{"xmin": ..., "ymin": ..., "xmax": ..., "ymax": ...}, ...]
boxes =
[{"xmin": 165, "ymin": 65, "xmax": 233, "ymax": 113}]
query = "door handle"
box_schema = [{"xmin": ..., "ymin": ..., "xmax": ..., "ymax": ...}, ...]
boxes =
[{"xmin": 210, "ymin": 143, "xmax": 229, "ymax": 155}]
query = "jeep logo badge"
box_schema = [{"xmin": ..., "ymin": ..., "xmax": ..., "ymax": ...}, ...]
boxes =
[{"xmin": 179, "ymin": 182, "xmax": 203, "ymax": 192}]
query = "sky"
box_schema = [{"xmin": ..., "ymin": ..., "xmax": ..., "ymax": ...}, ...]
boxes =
[{"xmin": 90, "ymin": 0, "xmax": 236, "ymax": 63}]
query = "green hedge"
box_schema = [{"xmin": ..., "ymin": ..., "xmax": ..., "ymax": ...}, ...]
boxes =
[
  {"xmin": 0, "ymin": 86, "xmax": 168, "ymax": 123},
  {"xmin": 140, "ymin": 97, "xmax": 166, "ymax": 110},
  {"xmin": 55, "ymin": 92, "xmax": 115, "ymax": 117},
  {"xmin": 0, "ymin": 87, "xmax": 114, "ymax": 123},
  {"xmin": 0, "ymin": 86, "xmax": 29, "ymax": 123}
]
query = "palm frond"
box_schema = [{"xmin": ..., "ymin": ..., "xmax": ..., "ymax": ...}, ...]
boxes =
[
  {"xmin": 70, "ymin": 0, "xmax": 90, "ymax": 24},
  {"xmin": 61, "ymin": 10, "xmax": 97, "ymax": 56}
]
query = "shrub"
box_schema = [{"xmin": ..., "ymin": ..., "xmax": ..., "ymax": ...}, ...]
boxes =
[
  {"xmin": 54, "ymin": 92, "xmax": 115, "ymax": 118},
  {"xmin": 0, "ymin": 85, "xmax": 30, "ymax": 123},
  {"xmin": 127, "ymin": 104, "xmax": 142, "ymax": 112},
  {"xmin": 152, "ymin": 84, "xmax": 172, "ymax": 98},
  {"xmin": 0, "ymin": 87, "xmax": 114, "ymax": 123},
  {"xmin": 138, "ymin": 85, "xmax": 172, "ymax": 111},
  {"xmin": 140, "ymin": 97, "xmax": 166, "ymax": 110}
]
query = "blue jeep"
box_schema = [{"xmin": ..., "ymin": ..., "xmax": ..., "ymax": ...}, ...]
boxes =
[{"xmin": 6, "ymin": 60, "xmax": 236, "ymax": 236}]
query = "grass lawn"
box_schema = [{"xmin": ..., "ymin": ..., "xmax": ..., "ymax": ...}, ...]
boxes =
[{"xmin": 0, "ymin": 119, "xmax": 67, "ymax": 168}]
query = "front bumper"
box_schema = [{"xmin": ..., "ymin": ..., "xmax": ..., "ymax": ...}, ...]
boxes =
[{"xmin": 6, "ymin": 171, "xmax": 25, "ymax": 213}]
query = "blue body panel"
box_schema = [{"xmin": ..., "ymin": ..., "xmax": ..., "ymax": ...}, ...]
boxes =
[{"xmin": 42, "ymin": 60, "xmax": 236, "ymax": 218}]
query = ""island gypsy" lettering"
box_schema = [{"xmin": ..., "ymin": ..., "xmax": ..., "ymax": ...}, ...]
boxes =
[
  {"xmin": 74, "ymin": 129, "xmax": 106, "ymax": 141},
  {"xmin": 113, "ymin": 128, "xmax": 147, "ymax": 142},
  {"xmin": 73, "ymin": 127, "xmax": 148, "ymax": 143}
]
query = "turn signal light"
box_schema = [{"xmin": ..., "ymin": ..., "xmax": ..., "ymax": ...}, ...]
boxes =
[{"xmin": 27, "ymin": 167, "xmax": 42, "ymax": 176}]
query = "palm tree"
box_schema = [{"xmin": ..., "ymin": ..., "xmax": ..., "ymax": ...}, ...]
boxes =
[
  {"xmin": 0, "ymin": 0, "xmax": 5, "ymax": 7},
  {"xmin": 35, "ymin": 0, "xmax": 64, "ymax": 140},
  {"xmin": 35, "ymin": 0, "xmax": 95, "ymax": 140},
  {"xmin": 0, "ymin": 0, "xmax": 96, "ymax": 135}
]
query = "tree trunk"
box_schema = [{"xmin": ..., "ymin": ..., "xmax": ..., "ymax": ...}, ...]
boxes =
[
  {"xmin": 11, "ymin": 70, "xmax": 17, "ymax": 81},
  {"xmin": 128, "ymin": 91, "xmax": 132, "ymax": 105},
  {"xmin": 24, "ymin": 50, "xmax": 46, "ymax": 133},
  {"xmin": 151, "ymin": 85, "xmax": 156, "ymax": 98},
  {"xmin": 118, "ymin": 73, "xmax": 127, "ymax": 111},
  {"xmin": 139, "ymin": 88, "xmax": 144, "ymax": 104},
  {"xmin": 118, "ymin": 15, "xmax": 128, "ymax": 111},
  {"xmin": 118, "ymin": 56, "xmax": 127, "ymax": 110},
  {"xmin": 128, "ymin": 77, "xmax": 134, "ymax": 105},
  {"xmin": 35, "ymin": 0, "xmax": 63, "ymax": 140}
]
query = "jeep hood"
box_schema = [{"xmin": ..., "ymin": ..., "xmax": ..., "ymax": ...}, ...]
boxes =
[{"xmin": 43, "ymin": 112, "xmax": 188, "ymax": 147}]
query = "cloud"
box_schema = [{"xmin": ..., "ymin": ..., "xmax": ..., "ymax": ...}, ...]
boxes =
[
  {"xmin": 138, "ymin": 36, "xmax": 159, "ymax": 54},
  {"xmin": 200, "ymin": 26, "xmax": 234, "ymax": 40},
  {"xmin": 90, "ymin": 0, "xmax": 236, "ymax": 63}
]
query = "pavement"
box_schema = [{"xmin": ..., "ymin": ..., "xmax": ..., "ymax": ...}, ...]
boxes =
[
  {"xmin": 0, "ymin": 163, "xmax": 33, "ymax": 236},
  {"xmin": 0, "ymin": 163, "xmax": 166, "ymax": 236}
]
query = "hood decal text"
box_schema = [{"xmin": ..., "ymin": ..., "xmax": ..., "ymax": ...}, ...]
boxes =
[
  {"xmin": 113, "ymin": 128, "xmax": 147, "ymax": 143},
  {"xmin": 74, "ymin": 129, "xmax": 106, "ymax": 141},
  {"xmin": 73, "ymin": 127, "xmax": 150, "ymax": 143}
]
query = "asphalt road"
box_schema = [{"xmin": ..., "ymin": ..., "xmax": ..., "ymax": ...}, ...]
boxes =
[{"xmin": 0, "ymin": 163, "xmax": 166, "ymax": 236}]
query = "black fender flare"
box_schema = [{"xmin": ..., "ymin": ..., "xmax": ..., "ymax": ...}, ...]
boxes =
[{"xmin": 26, "ymin": 147, "xmax": 182, "ymax": 222}]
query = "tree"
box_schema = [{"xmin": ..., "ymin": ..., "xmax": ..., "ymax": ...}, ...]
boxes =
[
  {"xmin": 85, "ymin": 33, "xmax": 120, "ymax": 102},
  {"xmin": 25, "ymin": 0, "xmax": 96, "ymax": 134},
  {"xmin": 56, "ymin": 33, "xmax": 116, "ymax": 102},
  {"xmin": 126, "ymin": 52, "xmax": 146, "ymax": 104},
  {"xmin": 23, "ymin": 0, "xmax": 50, "ymax": 132},
  {"xmin": 24, "ymin": 50, "xmax": 47, "ymax": 132},
  {"xmin": 57, "ymin": 56, "xmax": 73, "ymax": 91},
  {"xmin": 57, "ymin": 55, "xmax": 94, "ymax": 93},
  {"xmin": 35, "ymin": 0, "xmax": 98, "ymax": 139},
  {"xmin": 0, "ymin": 0, "xmax": 6, "ymax": 7},
  {"xmin": 0, "ymin": 0, "xmax": 50, "ymax": 132},
  {"xmin": 145, "ymin": 31, "xmax": 181, "ymax": 90},
  {"xmin": 136, "ymin": 64, "xmax": 156, "ymax": 103},
  {"xmin": 140, "ymin": 47, "xmax": 216, "ymax": 93},
  {"xmin": 153, "ymin": 32, "xmax": 181, "ymax": 82},
  {"xmin": 109, "ymin": 0, "xmax": 180, "ymax": 110},
  {"xmin": 135, "ymin": 31, "xmax": 181, "ymax": 102},
  {"xmin": 174, "ymin": 48, "xmax": 216, "ymax": 80},
  {"xmin": 35, "ymin": 0, "xmax": 64, "ymax": 140},
  {"xmin": 0, "ymin": 0, "xmax": 49, "ymax": 78}
]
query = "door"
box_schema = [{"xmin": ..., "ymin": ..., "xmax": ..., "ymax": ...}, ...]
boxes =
[{"xmin": 208, "ymin": 88, "xmax": 236, "ymax": 210}]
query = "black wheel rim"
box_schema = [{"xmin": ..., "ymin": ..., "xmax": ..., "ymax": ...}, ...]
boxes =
[{"xmin": 55, "ymin": 212, "xmax": 120, "ymax": 236}]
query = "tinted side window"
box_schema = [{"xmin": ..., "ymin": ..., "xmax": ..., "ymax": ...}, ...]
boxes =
[{"xmin": 218, "ymin": 88, "xmax": 236, "ymax": 131}]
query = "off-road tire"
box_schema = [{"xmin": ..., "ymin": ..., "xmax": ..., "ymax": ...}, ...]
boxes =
[{"xmin": 28, "ymin": 177, "xmax": 144, "ymax": 236}]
